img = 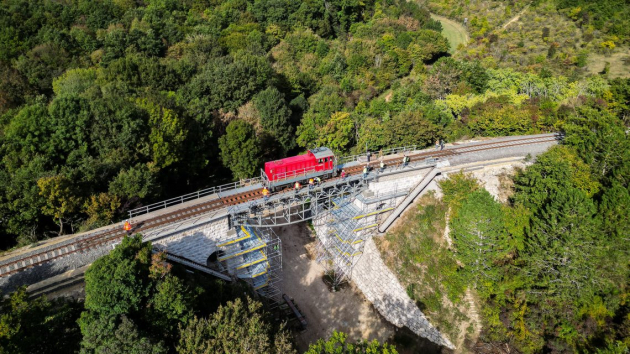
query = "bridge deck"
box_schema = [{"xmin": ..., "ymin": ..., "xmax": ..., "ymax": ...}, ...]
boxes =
[{"xmin": 0, "ymin": 133, "xmax": 559, "ymax": 280}]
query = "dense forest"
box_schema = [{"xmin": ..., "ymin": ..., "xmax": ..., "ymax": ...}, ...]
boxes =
[
  {"xmin": 0, "ymin": 0, "xmax": 450, "ymax": 248},
  {"xmin": 1, "ymin": 0, "xmax": 627, "ymax": 250},
  {"xmin": 1, "ymin": 0, "xmax": 630, "ymax": 352}
]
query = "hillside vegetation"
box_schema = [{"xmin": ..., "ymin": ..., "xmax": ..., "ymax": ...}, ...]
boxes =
[
  {"xmin": 0, "ymin": 0, "xmax": 627, "ymax": 257},
  {"xmin": 0, "ymin": 0, "xmax": 629, "ymax": 353},
  {"xmin": 0, "ymin": 0, "xmax": 449, "ymax": 248},
  {"xmin": 379, "ymin": 96, "xmax": 630, "ymax": 352},
  {"xmin": 425, "ymin": 0, "xmax": 630, "ymax": 78}
]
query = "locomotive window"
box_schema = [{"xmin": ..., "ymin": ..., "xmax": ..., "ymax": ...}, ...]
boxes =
[{"xmin": 318, "ymin": 159, "xmax": 323, "ymax": 163}]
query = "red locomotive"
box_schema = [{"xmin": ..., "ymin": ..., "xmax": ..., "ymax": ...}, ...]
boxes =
[{"xmin": 263, "ymin": 147, "xmax": 336, "ymax": 190}]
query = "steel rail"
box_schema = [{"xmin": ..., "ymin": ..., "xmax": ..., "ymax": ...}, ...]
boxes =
[{"xmin": 0, "ymin": 135, "xmax": 558, "ymax": 277}]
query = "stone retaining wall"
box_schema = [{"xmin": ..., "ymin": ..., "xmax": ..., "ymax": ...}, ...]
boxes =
[
  {"xmin": 152, "ymin": 216, "xmax": 229, "ymax": 265},
  {"xmin": 314, "ymin": 168, "xmax": 455, "ymax": 349},
  {"xmin": 353, "ymin": 238, "xmax": 454, "ymax": 349}
]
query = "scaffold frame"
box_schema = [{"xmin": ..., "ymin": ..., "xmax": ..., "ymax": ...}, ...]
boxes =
[
  {"xmin": 313, "ymin": 187, "xmax": 403, "ymax": 289},
  {"xmin": 229, "ymin": 177, "xmax": 370, "ymax": 227},
  {"xmin": 217, "ymin": 225, "xmax": 283, "ymax": 304}
]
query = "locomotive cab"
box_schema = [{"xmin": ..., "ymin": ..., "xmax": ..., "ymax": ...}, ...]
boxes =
[{"xmin": 310, "ymin": 147, "xmax": 335, "ymax": 173}]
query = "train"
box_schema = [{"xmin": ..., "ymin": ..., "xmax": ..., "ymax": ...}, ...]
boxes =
[{"xmin": 262, "ymin": 147, "xmax": 337, "ymax": 191}]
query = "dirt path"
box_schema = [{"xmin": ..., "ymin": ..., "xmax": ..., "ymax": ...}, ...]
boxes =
[
  {"xmin": 276, "ymin": 223, "xmax": 394, "ymax": 352},
  {"xmin": 501, "ymin": 4, "xmax": 530, "ymax": 30},
  {"xmin": 430, "ymin": 13, "xmax": 469, "ymax": 54}
]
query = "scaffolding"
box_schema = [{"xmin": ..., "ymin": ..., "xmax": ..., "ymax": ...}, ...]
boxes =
[
  {"xmin": 229, "ymin": 178, "xmax": 369, "ymax": 227},
  {"xmin": 217, "ymin": 225, "xmax": 282, "ymax": 303},
  {"xmin": 314, "ymin": 189, "xmax": 399, "ymax": 289}
]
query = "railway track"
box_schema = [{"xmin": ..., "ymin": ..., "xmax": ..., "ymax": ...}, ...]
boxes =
[{"xmin": 0, "ymin": 134, "xmax": 558, "ymax": 278}]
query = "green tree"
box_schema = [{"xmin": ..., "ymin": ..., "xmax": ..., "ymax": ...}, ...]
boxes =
[
  {"xmin": 296, "ymin": 86, "xmax": 345, "ymax": 148},
  {"xmin": 80, "ymin": 235, "xmax": 196, "ymax": 352},
  {"xmin": 438, "ymin": 171, "xmax": 481, "ymax": 217},
  {"xmin": 513, "ymin": 145, "xmax": 600, "ymax": 213},
  {"xmin": 253, "ymin": 87, "xmax": 295, "ymax": 153},
  {"xmin": 108, "ymin": 164, "xmax": 157, "ymax": 200},
  {"xmin": 176, "ymin": 298, "xmax": 295, "ymax": 354},
  {"xmin": 37, "ymin": 175, "xmax": 82, "ymax": 235},
  {"xmin": 14, "ymin": 43, "xmax": 69, "ymax": 94},
  {"xmin": 84, "ymin": 193, "xmax": 121, "ymax": 229},
  {"xmin": 524, "ymin": 187, "xmax": 604, "ymax": 303},
  {"xmin": 79, "ymin": 313, "xmax": 167, "ymax": 354},
  {"xmin": 0, "ymin": 63, "xmax": 31, "ymax": 114},
  {"xmin": 219, "ymin": 120, "xmax": 262, "ymax": 180},
  {"xmin": 423, "ymin": 57, "xmax": 462, "ymax": 100},
  {"xmin": 149, "ymin": 275, "xmax": 194, "ymax": 337},
  {"xmin": 450, "ymin": 189, "xmax": 505, "ymax": 291},
  {"xmin": 2, "ymin": 102, "xmax": 54, "ymax": 167},
  {"xmin": 184, "ymin": 54, "xmax": 273, "ymax": 117},
  {"xmin": 82, "ymin": 235, "xmax": 153, "ymax": 317},
  {"xmin": 316, "ymin": 112, "xmax": 354, "ymax": 153},
  {"xmin": 562, "ymin": 105, "xmax": 630, "ymax": 185},
  {"xmin": 305, "ymin": 331, "xmax": 397, "ymax": 354},
  {"xmin": 0, "ymin": 287, "xmax": 82, "ymax": 354},
  {"xmin": 48, "ymin": 96, "xmax": 92, "ymax": 161},
  {"xmin": 599, "ymin": 182, "xmax": 630, "ymax": 238},
  {"xmin": 384, "ymin": 111, "xmax": 440, "ymax": 148},
  {"xmin": 136, "ymin": 98, "xmax": 187, "ymax": 169}
]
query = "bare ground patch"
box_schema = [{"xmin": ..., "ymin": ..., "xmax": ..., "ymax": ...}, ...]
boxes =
[{"xmin": 275, "ymin": 223, "xmax": 395, "ymax": 352}]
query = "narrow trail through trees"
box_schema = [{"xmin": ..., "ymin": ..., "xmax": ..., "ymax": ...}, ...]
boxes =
[{"xmin": 501, "ymin": 3, "xmax": 530, "ymax": 30}]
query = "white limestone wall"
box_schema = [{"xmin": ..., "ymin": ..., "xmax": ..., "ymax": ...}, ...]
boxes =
[{"xmin": 152, "ymin": 216, "xmax": 230, "ymax": 265}]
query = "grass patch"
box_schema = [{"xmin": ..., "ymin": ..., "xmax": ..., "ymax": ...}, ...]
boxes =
[
  {"xmin": 586, "ymin": 49, "xmax": 630, "ymax": 79},
  {"xmin": 431, "ymin": 13, "xmax": 469, "ymax": 54}
]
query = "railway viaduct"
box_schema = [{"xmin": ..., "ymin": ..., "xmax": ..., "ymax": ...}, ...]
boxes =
[{"xmin": 0, "ymin": 133, "xmax": 560, "ymax": 349}]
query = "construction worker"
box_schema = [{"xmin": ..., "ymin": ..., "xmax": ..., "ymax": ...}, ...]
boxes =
[
  {"xmin": 294, "ymin": 181, "xmax": 301, "ymax": 194},
  {"xmin": 403, "ymin": 155, "xmax": 409, "ymax": 167},
  {"xmin": 340, "ymin": 170, "xmax": 346, "ymax": 180},
  {"xmin": 435, "ymin": 139, "xmax": 440, "ymax": 151},
  {"xmin": 440, "ymin": 139, "xmax": 445, "ymax": 150},
  {"xmin": 379, "ymin": 160, "xmax": 385, "ymax": 172},
  {"xmin": 314, "ymin": 176, "xmax": 321, "ymax": 186},
  {"xmin": 363, "ymin": 165, "xmax": 368, "ymax": 179},
  {"xmin": 262, "ymin": 187, "xmax": 270, "ymax": 202},
  {"xmin": 123, "ymin": 220, "xmax": 132, "ymax": 234},
  {"xmin": 309, "ymin": 178, "xmax": 314, "ymax": 189}
]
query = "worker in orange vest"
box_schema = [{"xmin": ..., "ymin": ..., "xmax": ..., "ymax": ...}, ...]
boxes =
[
  {"xmin": 294, "ymin": 181, "xmax": 301, "ymax": 194},
  {"xmin": 262, "ymin": 187, "xmax": 270, "ymax": 202},
  {"xmin": 123, "ymin": 220, "xmax": 132, "ymax": 234}
]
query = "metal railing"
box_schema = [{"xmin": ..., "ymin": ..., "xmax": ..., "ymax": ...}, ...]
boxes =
[
  {"xmin": 128, "ymin": 177, "xmax": 261, "ymax": 218},
  {"xmin": 337, "ymin": 145, "xmax": 419, "ymax": 165}
]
